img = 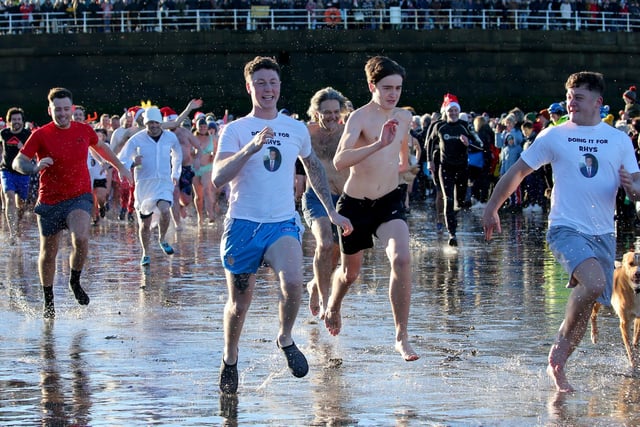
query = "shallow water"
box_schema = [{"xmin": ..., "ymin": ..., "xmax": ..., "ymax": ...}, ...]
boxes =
[{"xmin": 1, "ymin": 199, "xmax": 640, "ymax": 426}]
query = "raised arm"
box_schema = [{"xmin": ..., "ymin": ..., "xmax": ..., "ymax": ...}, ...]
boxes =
[
  {"xmin": 162, "ymin": 98, "xmax": 204, "ymax": 129},
  {"xmin": 212, "ymin": 126, "xmax": 270, "ymax": 188},
  {"xmin": 333, "ymin": 113, "xmax": 398, "ymax": 171}
]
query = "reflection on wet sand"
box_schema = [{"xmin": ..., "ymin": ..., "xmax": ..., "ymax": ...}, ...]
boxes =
[
  {"xmin": 40, "ymin": 322, "xmax": 91, "ymax": 426},
  {"xmin": 2, "ymin": 203, "xmax": 640, "ymax": 425}
]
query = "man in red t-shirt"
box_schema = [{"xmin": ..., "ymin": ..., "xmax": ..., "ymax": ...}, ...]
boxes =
[{"xmin": 13, "ymin": 87, "xmax": 132, "ymax": 318}]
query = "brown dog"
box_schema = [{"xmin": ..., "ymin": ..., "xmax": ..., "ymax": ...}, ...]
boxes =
[{"xmin": 591, "ymin": 250, "xmax": 640, "ymax": 368}]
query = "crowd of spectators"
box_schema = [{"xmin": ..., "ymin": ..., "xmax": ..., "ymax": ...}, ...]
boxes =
[{"xmin": 1, "ymin": 0, "xmax": 639, "ymax": 33}]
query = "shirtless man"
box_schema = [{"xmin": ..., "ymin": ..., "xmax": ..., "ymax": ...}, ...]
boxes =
[
  {"xmin": 324, "ymin": 56, "xmax": 419, "ymax": 361},
  {"xmin": 302, "ymin": 87, "xmax": 350, "ymax": 318}
]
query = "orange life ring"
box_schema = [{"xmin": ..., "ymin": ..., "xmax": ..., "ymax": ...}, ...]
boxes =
[{"xmin": 324, "ymin": 8, "xmax": 341, "ymax": 24}]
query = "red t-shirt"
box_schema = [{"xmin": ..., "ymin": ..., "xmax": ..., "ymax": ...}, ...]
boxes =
[{"xmin": 21, "ymin": 121, "xmax": 98, "ymax": 204}]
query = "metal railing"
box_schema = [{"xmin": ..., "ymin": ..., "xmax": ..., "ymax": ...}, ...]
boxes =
[{"xmin": 2, "ymin": 8, "xmax": 639, "ymax": 34}]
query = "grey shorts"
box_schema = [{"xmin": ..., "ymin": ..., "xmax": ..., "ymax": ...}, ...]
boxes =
[
  {"xmin": 34, "ymin": 193, "xmax": 94, "ymax": 236},
  {"xmin": 546, "ymin": 226, "xmax": 615, "ymax": 305}
]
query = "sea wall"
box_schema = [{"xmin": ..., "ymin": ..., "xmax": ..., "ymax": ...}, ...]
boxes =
[{"xmin": 0, "ymin": 29, "xmax": 638, "ymax": 122}]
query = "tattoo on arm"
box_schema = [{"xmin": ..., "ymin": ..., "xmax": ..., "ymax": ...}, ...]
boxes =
[{"xmin": 302, "ymin": 152, "xmax": 334, "ymax": 211}]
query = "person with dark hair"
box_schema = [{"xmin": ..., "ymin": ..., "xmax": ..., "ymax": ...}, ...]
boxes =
[
  {"xmin": 324, "ymin": 56, "xmax": 419, "ymax": 362},
  {"xmin": 12, "ymin": 87, "xmax": 132, "ymax": 318},
  {"xmin": 213, "ymin": 56, "xmax": 352, "ymax": 394},
  {"xmin": 483, "ymin": 71, "xmax": 640, "ymax": 392},
  {"xmin": 0, "ymin": 107, "xmax": 31, "ymax": 244}
]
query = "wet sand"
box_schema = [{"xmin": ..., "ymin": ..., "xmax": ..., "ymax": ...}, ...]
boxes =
[{"xmin": 1, "ymin": 200, "xmax": 640, "ymax": 426}]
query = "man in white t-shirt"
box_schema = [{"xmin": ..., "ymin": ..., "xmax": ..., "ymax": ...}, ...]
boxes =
[
  {"xmin": 482, "ymin": 71, "xmax": 640, "ymax": 393},
  {"xmin": 213, "ymin": 56, "xmax": 352, "ymax": 394}
]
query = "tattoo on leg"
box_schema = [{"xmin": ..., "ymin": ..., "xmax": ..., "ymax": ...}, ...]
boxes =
[{"xmin": 233, "ymin": 273, "xmax": 251, "ymax": 293}]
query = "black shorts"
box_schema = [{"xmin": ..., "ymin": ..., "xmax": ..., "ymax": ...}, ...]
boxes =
[
  {"xmin": 179, "ymin": 165, "xmax": 195, "ymax": 196},
  {"xmin": 93, "ymin": 178, "xmax": 108, "ymax": 189},
  {"xmin": 337, "ymin": 187, "xmax": 406, "ymax": 255},
  {"xmin": 34, "ymin": 193, "xmax": 93, "ymax": 236}
]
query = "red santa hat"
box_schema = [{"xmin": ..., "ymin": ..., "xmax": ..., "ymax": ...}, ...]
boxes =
[
  {"xmin": 192, "ymin": 111, "xmax": 205, "ymax": 125},
  {"xmin": 128, "ymin": 106, "xmax": 144, "ymax": 121},
  {"xmin": 442, "ymin": 93, "xmax": 461, "ymax": 112},
  {"xmin": 160, "ymin": 106, "xmax": 178, "ymax": 122}
]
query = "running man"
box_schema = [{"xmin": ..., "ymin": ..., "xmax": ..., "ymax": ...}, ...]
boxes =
[
  {"xmin": 302, "ymin": 86, "xmax": 350, "ymax": 318},
  {"xmin": 13, "ymin": 87, "xmax": 132, "ymax": 318},
  {"xmin": 482, "ymin": 71, "xmax": 640, "ymax": 392},
  {"xmin": 324, "ymin": 56, "xmax": 419, "ymax": 362},
  {"xmin": 213, "ymin": 56, "xmax": 352, "ymax": 394}
]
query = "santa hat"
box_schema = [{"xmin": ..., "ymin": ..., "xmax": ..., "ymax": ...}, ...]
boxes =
[
  {"xmin": 442, "ymin": 93, "xmax": 461, "ymax": 112},
  {"xmin": 192, "ymin": 111, "xmax": 205, "ymax": 125},
  {"xmin": 624, "ymin": 86, "xmax": 637, "ymax": 102},
  {"xmin": 128, "ymin": 106, "xmax": 144, "ymax": 121},
  {"xmin": 160, "ymin": 106, "xmax": 178, "ymax": 122}
]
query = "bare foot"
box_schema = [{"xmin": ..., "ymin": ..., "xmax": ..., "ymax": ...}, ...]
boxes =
[
  {"xmin": 307, "ymin": 280, "xmax": 320, "ymax": 317},
  {"xmin": 547, "ymin": 364, "xmax": 574, "ymax": 392},
  {"xmin": 395, "ymin": 340, "xmax": 419, "ymax": 361},
  {"xmin": 324, "ymin": 309, "xmax": 341, "ymax": 336}
]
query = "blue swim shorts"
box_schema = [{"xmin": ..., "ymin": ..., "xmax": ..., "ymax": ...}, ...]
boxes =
[
  {"xmin": 301, "ymin": 188, "xmax": 339, "ymax": 225},
  {"xmin": 1, "ymin": 169, "xmax": 30, "ymax": 200},
  {"xmin": 546, "ymin": 225, "xmax": 615, "ymax": 306},
  {"xmin": 220, "ymin": 216, "xmax": 302, "ymax": 274},
  {"xmin": 34, "ymin": 193, "xmax": 94, "ymax": 236}
]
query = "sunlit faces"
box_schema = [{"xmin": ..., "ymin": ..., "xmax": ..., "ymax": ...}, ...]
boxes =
[
  {"xmin": 72, "ymin": 108, "xmax": 86, "ymax": 122},
  {"xmin": 369, "ymin": 74, "xmax": 403, "ymax": 110},
  {"xmin": 146, "ymin": 120, "xmax": 162, "ymax": 138},
  {"xmin": 566, "ymin": 85, "xmax": 602, "ymax": 126},
  {"xmin": 317, "ymin": 99, "xmax": 342, "ymax": 132},
  {"xmin": 48, "ymin": 97, "xmax": 73, "ymax": 129},
  {"xmin": 246, "ymin": 69, "xmax": 281, "ymax": 112},
  {"xmin": 446, "ymin": 106, "xmax": 460, "ymax": 123},
  {"xmin": 8, "ymin": 113, "xmax": 23, "ymax": 133}
]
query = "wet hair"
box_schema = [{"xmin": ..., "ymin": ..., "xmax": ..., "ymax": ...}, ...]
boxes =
[
  {"xmin": 365, "ymin": 56, "xmax": 406, "ymax": 85},
  {"xmin": 565, "ymin": 71, "xmax": 605, "ymax": 96},
  {"xmin": 6, "ymin": 107, "xmax": 24, "ymax": 123},
  {"xmin": 47, "ymin": 87, "xmax": 73, "ymax": 103},
  {"xmin": 306, "ymin": 86, "xmax": 349, "ymax": 120},
  {"xmin": 95, "ymin": 127, "xmax": 108, "ymax": 136},
  {"xmin": 197, "ymin": 118, "xmax": 207, "ymax": 127},
  {"xmin": 243, "ymin": 56, "xmax": 281, "ymax": 82}
]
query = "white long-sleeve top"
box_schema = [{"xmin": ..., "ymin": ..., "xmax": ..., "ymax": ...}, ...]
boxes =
[{"xmin": 118, "ymin": 129, "xmax": 182, "ymax": 215}]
